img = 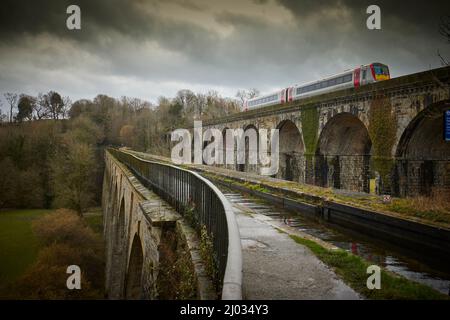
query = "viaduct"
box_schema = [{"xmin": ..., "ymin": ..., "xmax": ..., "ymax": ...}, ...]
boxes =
[{"xmin": 202, "ymin": 66, "xmax": 450, "ymax": 196}]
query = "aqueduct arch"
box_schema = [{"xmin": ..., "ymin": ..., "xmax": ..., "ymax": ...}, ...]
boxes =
[
  {"xmin": 125, "ymin": 234, "xmax": 144, "ymax": 299},
  {"xmin": 394, "ymin": 100, "xmax": 450, "ymax": 197},
  {"xmin": 315, "ymin": 113, "xmax": 372, "ymax": 192},
  {"xmin": 276, "ymin": 120, "xmax": 305, "ymax": 182}
]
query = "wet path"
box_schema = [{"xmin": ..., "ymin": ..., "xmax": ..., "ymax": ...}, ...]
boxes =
[
  {"xmin": 223, "ymin": 192, "xmax": 360, "ymax": 300},
  {"xmin": 224, "ymin": 191, "xmax": 450, "ymax": 295}
]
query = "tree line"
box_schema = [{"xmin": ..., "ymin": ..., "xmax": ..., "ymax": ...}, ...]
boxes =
[
  {"xmin": 0, "ymin": 88, "xmax": 257, "ymax": 213},
  {"xmin": 1, "ymin": 91, "xmax": 70, "ymax": 123}
]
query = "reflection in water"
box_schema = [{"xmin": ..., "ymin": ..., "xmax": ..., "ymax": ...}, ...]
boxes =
[{"xmin": 224, "ymin": 191, "xmax": 450, "ymax": 295}]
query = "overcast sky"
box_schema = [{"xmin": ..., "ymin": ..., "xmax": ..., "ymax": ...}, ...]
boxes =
[{"xmin": 1, "ymin": 0, "xmax": 450, "ymax": 111}]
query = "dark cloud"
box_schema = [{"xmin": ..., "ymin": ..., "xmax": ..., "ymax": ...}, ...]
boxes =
[{"xmin": 0, "ymin": 0, "xmax": 449, "ymax": 108}]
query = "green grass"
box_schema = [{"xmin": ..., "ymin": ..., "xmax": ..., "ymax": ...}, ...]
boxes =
[
  {"xmin": 0, "ymin": 209, "xmax": 51, "ymax": 284},
  {"xmin": 83, "ymin": 208, "xmax": 103, "ymax": 234},
  {"xmin": 289, "ymin": 235, "xmax": 449, "ymax": 300}
]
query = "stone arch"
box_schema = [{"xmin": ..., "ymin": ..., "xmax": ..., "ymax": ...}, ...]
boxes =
[
  {"xmin": 125, "ymin": 234, "xmax": 144, "ymax": 299},
  {"xmin": 276, "ymin": 119, "xmax": 305, "ymax": 182},
  {"xmin": 393, "ymin": 100, "xmax": 450, "ymax": 197},
  {"xmin": 316, "ymin": 112, "xmax": 372, "ymax": 192},
  {"xmin": 242, "ymin": 124, "xmax": 258, "ymax": 173}
]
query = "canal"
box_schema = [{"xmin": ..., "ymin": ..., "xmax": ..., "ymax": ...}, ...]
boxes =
[{"xmin": 220, "ymin": 188, "xmax": 450, "ymax": 295}]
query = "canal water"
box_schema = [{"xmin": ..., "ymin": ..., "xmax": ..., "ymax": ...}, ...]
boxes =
[{"xmin": 221, "ymin": 190, "xmax": 450, "ymax": 295}]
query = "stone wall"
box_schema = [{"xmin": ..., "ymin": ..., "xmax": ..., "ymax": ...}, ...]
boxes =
[{"xmin": 102, "ymin": 151, "xmax": 215, "ymax": 299}]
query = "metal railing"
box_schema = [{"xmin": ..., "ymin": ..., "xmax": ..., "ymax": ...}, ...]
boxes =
[{"xmin": 108, "ymin": 148, "xmax": 242, "ymax": 300}]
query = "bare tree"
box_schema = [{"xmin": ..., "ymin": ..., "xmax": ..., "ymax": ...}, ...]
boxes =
[
  {"xmin": 236, "ymin": 88, "xmax": 260, "ymax": 107},
  {"xmin": 35, "ymin": 93, "xmax": 49, "ymax": 119},
  {"xmin": 4, "ymin": 92, "xmax": 18, "ymax": 122},
  {"xmin": 62, "ymin": 96, "xmax": 72, "ymax": 119},
  {"xmin": 38, "ymin": 91, "xmax": 66, "ymax": 120}
]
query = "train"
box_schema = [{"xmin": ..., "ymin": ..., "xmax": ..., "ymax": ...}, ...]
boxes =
[{"xmin": 244, "ymin": 63, "xmax": 390, "ymax": 111}]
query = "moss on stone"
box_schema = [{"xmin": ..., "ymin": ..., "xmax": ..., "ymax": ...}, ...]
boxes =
[
  {"xmin": 301, "ymin": 107, "xmax": 320, "ymax": 155},
  {"xmin": 368, "ymin": 97, "xmax": 397, "ymax": 192}
]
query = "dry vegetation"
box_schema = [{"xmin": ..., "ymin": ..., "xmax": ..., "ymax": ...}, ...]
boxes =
[{"xmin": 0, "ymin": 209, "xmax": 104, "ymax": 299}]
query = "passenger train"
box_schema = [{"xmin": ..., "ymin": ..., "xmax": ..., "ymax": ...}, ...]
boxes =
[{"xmin": 244, "ymin": 63, "xmax": 390, "ymax": 111}]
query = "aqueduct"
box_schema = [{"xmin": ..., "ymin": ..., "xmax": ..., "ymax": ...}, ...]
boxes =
[{"xmin": 102, "ymin": 149, "xmax": 242, "ymax": 300}]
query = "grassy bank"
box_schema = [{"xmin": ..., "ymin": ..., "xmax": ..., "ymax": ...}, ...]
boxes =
[
  {"xmin": 289, "ymin": 235, "xmax": 449, "ymax": 300},
  {"xmin": 0, "ymin": 208, "xmax": 103, "ymax": 286},
  {"xmin": 0, "ymin": 209, "xmax": 51, "ymax": 283},
  {"xmin": 84, "ymin": 207, "xmax": 103, "ymax": 234}
]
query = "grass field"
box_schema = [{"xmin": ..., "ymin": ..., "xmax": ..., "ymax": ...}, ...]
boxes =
[
  {"xmin": 84, "ymin": 207, "xmax": 103, "ymax": 234},
  {"xmin": 0, "ymin": 208, "xmax": 103, "ymax": 286},
  {"xmin": 0, "ymin": 209, "xmax": 51, "ymax": 284}
]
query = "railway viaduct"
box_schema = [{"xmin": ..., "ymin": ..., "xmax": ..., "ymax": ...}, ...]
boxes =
[{"xmin": 202, "ymin": 66, "xmax": 450, "ymax": 196}]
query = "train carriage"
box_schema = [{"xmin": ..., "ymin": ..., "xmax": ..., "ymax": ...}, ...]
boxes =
[{"xmin": 244, "ymin": 63, "xmax": 390, "ymax": 111}]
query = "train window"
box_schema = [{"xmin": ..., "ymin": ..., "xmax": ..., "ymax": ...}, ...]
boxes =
[
  {"xmin": 362, "ymin": 70, "xmax": 367, "ymax": 79},
  {"xmin": 343, "ymin": 74, "xmax": 352, "ymax": 82}
]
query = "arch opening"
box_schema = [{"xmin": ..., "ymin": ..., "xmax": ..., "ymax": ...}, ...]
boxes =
[
  {"xmin": 393, "ymin": 101, "xmax": 450, "ymax": 197},
  {"xmin": 276, "ymin": 120, "xmax": 305, "ymax": 182},
  {"xmin": 243, "ymin": 124, "xmax": 258, "ymax": 173},
  {"xmin": 315, "ymin": 113, "xmax": 372, "ymax": 192},
  {"xmin": 125, "ymin": 234, "xmax": 144, "ymax": 299}
]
